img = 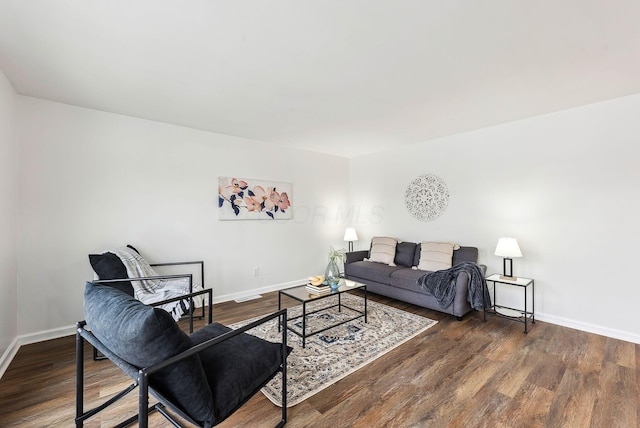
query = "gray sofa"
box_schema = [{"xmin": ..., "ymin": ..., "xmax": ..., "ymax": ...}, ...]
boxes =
[{"xmin": 344, "ymin": 242, "xmax": 485, "ymax": 320}]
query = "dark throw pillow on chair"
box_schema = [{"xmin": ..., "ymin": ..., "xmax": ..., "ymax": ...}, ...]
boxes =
[
  {"xmin": 88, "ymin": 245, "xmax": 140, "ymax": 296},
  {"xmin": 88, "ymin": 252, "xmax": 134, "ymax": 295},
  {"xmin": 84, "ymin": 282, "xmax": 215, "ymax": 426}
]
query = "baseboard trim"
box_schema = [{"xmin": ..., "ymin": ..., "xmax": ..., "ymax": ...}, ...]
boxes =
[
  {"xmin": 18, "ymin": 325, "xmax": 78, "ymax": 346},
  {"xmin": 0, "ymin": 282, "xmax": 304, "ymax": 379},
  {"xmin": 536, "ymin": 312, "xmax": 640, "ymax": 344},
  {"xmin": 4, "ymin": 285, "xmax": 637, "ymax": 381},
  {"xmin": 0, "ymin": 336, "xmax": 20, "ymax": 380},
  {"xmin": 219, "ymin": 284, "xmax": 639, "ymax": 344},
  {"xmin": 213, "ymin": 279, "xmax": 304, "ymax": 304},
  {"xmin": 0, "ymin": 325, "xmax": 78, "ymax": 379}
]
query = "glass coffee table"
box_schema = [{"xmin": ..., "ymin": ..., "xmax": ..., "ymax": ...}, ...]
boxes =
[{"xmin": 278, "ymin": 279, "xmax": 367, "ymax": 348}]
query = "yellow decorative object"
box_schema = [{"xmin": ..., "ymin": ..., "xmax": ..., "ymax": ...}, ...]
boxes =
[{"xmin": 308, "ymin": 275, "xmax": 325, "ymax": 286}]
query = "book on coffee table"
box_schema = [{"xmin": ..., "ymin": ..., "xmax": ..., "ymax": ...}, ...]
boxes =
[{"xmin": 305, "ymin": 283, "xmax": 331, "ymax": 293}]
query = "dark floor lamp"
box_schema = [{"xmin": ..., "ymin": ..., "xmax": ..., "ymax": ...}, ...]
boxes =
[{"xmin": 495, "ymin": 237, "xmax": 522, "ymax": 280}]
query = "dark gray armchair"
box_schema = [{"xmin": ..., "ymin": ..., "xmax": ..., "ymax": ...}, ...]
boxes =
[{"xmin": 76, "ymin": 282, "xmax": 289, "ymax": 427}]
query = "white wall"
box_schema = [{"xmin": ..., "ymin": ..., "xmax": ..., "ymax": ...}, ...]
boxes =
[
  {"xmin": 350, "ymin": 93, "xmax": 640, "ymax": 343},
  {"xmin": 16, "ymin": 97, "xmax": 349, "ymax": 338},
  {"xmin": 8, "ymin": 90, "xmax": 640, "ymax": 350},
  {"xmin": 0, "ymin": 69, "xmax": 18, "ymax": 363}
]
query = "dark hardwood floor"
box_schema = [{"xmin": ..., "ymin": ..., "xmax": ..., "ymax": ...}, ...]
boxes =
[{"xmin": 0, "ymin": 290, "xmax": 637, "ymax": 427}]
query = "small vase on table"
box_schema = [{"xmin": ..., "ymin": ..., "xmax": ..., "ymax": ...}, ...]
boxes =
[{"xmin": 326, "ymin": 246, "xmax": 346, "ymax": 290}]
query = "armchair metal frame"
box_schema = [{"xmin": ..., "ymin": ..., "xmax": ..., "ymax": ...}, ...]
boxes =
[
  {"xmin": 149, "ymin": 260, "xmax": 207, "ymax": 323},
  {"xmin": 92, "ymin": 259, "xmax": 209, "ymax": 360},
  {"xmin": 76, "ymin": 305, "xmax": 288, "ymax": 428}
]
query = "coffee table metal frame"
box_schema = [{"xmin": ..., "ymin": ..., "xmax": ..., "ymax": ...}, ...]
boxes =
[{"xmin": 278, "ymin": 280, "xmax": 367, "ymax": 348}]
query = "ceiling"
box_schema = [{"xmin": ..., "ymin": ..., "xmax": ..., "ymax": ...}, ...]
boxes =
[{"xmin": 1, "ymin": 1, "xmax": 639, "ymax": 158}]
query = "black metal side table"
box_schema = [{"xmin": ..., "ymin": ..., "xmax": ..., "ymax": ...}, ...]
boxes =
[{"xmin": 484, "ymin": 274, "xmax": 535, "ymax": 333}]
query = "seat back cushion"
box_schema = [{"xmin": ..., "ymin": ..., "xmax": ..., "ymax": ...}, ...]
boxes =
[
  {"xmin": 394, "ymin": 241, "xmax": 417, "ymax": 267},
  {"xmin": 452, "ymin": 246, "xmax": 479, "ymax": 265},
  {"xmin": 84, "ymin": 282, "xmax": 215, "ymax": 425}
]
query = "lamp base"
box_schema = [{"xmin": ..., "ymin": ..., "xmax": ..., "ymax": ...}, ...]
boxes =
[{"xmin": 501, "ymin": 258, "xmax": 517, "ymax": 281}]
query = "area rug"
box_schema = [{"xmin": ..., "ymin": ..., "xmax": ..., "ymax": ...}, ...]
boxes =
[{"xmin": 230, "ymin": 293, "xmax": 437, "ymax": 407}]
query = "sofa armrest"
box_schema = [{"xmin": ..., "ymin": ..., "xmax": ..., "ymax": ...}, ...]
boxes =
[
  {"xmin": 478, "ymin": 264, "xmax": 487, "ymax": 276},
  {"xmin": 346, "ymin": 250, "xmax": 368, "ymax": 264},
  {"xmin": 344, "ymin": 250, "xmax": 368, "ymax": 279}
]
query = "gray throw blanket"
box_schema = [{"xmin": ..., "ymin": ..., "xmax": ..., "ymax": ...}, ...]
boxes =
[
  {"xmin": 109, "ymin": 246, "xmax": 197, "ymax": 321},
  {"xmin": 417, "ymin": 262, "xmax": 491, "ymax": 310}
]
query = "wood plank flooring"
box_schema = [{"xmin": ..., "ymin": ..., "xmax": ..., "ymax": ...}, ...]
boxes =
[{"xmin": 0, "ymin": 290, "xmax": 637, "ymax": 427}]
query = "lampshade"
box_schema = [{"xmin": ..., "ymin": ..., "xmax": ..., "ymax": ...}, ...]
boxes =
[
  {"xmin": 343, "ymin": 228, "xmax": 358, "ymax": 242},
  {"xmin": 494, "ymin": 237, "xmax": 522, "ymax": 258}
]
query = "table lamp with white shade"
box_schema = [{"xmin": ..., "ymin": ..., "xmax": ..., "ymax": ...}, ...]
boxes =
[
  {"xmin": 494, "ymin": 237, "xmax": 522, "ymax": 280},
  {"xmin": 343, "ymin": 228, "xmax": 358, "ymax": 252}
]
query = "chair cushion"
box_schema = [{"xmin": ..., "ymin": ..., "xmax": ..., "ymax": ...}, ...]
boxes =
[
  {"xmin": 190, "ymin": 323, "xmax": 289, "ymax": 424},
  {"xmin": 83, "ymin": 283, "xmax": 215, "ymax": 425},
  {"xmin": 394, "ymin": 241, "xmax": 417, "ymax": 267}
]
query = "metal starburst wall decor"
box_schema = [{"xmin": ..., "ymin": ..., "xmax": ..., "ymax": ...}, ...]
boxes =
[{"xmin": 404, "ymin": 174, "xmax": 449, "ymax": 221}]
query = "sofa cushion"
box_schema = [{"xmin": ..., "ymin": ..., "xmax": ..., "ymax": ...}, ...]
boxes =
[
  {"xmin": 190, "ymin": 323, "xmax": 289, "ymax": 423},
  {"xmin": 83, "ymin": 282, "xmax": 215, "ymax": 425},
  {"xmin": 366, "ymin": 237, "xmax": 397, "ymax": 265},
  {"xmin": 346, "ymin": 260, "xmax": 402, "ymax": 284},
  {"xmin": 394, "ymin": 241, "xmax": 417, "ymax": 267},
  {"xmin": 413, "ymin": 243, "xmax": 422, "ymax": 267},
  {"xmin": 452, "ymin": 246, "xmax": 479, "ymax": 265},
  {"xmin": 389, "ymin": 268, "xmax": 430, "ymax": 293},
  {"xmin": 417, "ymin": 242, "xmax": 459, "ymax": 271}
]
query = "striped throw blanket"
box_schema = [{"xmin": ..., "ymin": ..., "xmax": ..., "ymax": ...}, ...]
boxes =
[{"xmin": 110, "ymin": 246, "xmax": 195, "ymax": 321}]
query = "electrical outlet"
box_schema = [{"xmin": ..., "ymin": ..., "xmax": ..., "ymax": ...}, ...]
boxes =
[{"xmin": 253, "ymin": 266, "xmax": 260, "ymax": 276}]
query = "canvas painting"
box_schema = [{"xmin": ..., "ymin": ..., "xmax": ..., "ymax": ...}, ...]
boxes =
[{"xmin": 218, "ymin": 177, "xmax": 292, "ymax": 220}]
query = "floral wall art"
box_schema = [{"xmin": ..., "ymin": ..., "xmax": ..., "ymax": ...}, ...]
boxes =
[{"xmin": 218, "ymin": 177, "xmax": 292, "ymax": 220}]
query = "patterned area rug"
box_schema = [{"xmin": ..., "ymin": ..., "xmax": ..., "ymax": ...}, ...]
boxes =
[{"xmin": 230, "ymin": 293, "xmax": 437, "ymax": 407}]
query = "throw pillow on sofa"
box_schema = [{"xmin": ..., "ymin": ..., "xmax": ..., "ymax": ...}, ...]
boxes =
[
  {"xmin": 365, "ymin": 236, "xmax": 397, "ymax": 266},
  {"xmin": 394, "ymin": 241, "xmax": 418, "ymax": 267},
  {"xmin": 417, "ymin": 242, "xmax": 460, "ymax": 271}
]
